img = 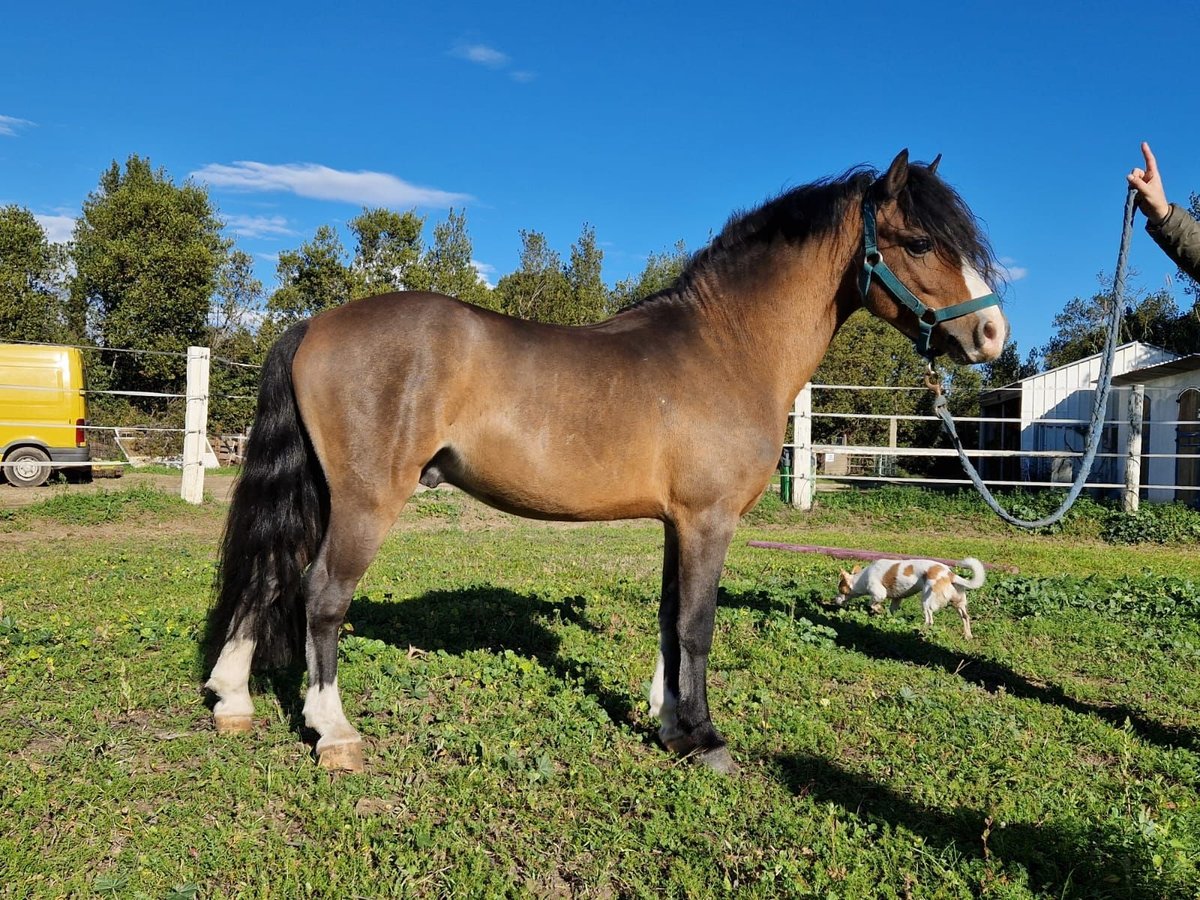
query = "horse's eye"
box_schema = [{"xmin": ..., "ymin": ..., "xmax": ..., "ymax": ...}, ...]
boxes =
[{"xmin": 905, "ymin": 238, "xmax": 934, "ymax": 256}]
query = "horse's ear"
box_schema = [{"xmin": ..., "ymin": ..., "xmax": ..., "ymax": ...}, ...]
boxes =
[
  {"xmin": 928, "ymin": 153, "xmax": 942, "ymax": 175},
  {"xmin": 877, "ymin": 149, "xmax": 910, "ymax": 200}
]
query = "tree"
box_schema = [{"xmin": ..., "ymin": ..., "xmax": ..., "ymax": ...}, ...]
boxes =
[
  {"xmin": 349, "ymin": 207, "xmax": 426, "ymax": 298},
  {"xmin": 493, "ymin": 230, "xmax": 570, "ymax": 322},
  {"xmin": 493, "ymin": 224, "xmax": 609, "ymax": 325},
  {"xmin": 209, "ymin": 250, "xmax": 265, "ymax": 355},
  {"xmin": 810, "ymin": 311, "xmax": 933, "ymax": 448},
  {"xmin": 981, "ymin": 339, "xmax": 1040, "ymax": 387},
  {"xmin": 71, "ymin": 156, "xmax": 225, "ymax": 394},
  {"xmin": 1039, "ymin": 273, "xmax": 1192, "ymax": 370},
  {"xmin": 609, "ymin": 241, "xmax": 690, "ymax": 312},
  {"xmin": 0, "ymin": 205, "xmax": 69, "ymax": 343},
  {"xmin": 207, "ymin": 250, "xmax": 266, "ymax": 432},
  {"xmin": 564, "ymin": 224, "xmax": 607, "ymax": 324},
  {"xmin": 408, "ymin": 209, "xmax": 494, "ymax": 309},
  {"xmin": 266, "ymin": 225, "xmax": 356, "ymax": 330}
]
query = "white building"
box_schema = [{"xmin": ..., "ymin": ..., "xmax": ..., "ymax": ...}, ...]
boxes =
[{"xmin": 979, "ymin": 342, "xmax": 1200, "ymax": 504}]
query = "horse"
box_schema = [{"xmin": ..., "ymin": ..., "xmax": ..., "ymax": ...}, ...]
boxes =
[{"xmin": 204, "ymin": 150, "xmax": 1007, "ymax": 775}]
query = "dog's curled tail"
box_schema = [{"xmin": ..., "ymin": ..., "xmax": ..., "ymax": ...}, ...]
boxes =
[{"xmin": 955, "ymin": 558, "xmax": 986, "ymax": 590}]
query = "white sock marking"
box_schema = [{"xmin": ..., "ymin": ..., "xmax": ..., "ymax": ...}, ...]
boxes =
[{"xmin": 206, "ymin": 635, "xmax": 255, "ymax": 718}]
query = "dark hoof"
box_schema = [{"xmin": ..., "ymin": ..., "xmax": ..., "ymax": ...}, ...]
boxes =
[{"xmin": 697, "ymin": 746, "xmax": 740, "ymax": 776}]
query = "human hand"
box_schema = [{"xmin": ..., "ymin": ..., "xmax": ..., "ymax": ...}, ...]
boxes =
[{"xmin": 1127, "ymin": 141, "xmax": 1171, "ymax": 224}]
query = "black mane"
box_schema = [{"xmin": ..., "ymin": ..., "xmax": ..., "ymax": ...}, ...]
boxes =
[{"xmin": 625, "ymin": 160, "xmax": 998, "ymax": 310}]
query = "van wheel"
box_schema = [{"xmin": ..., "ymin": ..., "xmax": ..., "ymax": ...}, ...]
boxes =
[{"xmin": 6, "ymin": 447, "xmax": 51, "ymax": 488}]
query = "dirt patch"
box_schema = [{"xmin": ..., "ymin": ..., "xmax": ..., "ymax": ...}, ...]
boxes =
[{"xmin": 0, "ymin": 471, "xmax": 237, "ymax": 508}]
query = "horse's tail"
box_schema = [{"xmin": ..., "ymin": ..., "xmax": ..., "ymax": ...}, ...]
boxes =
[
  {"xmin": 205, "ymin": 321, "xmax": 328, "ymax": 670},
  {"xmin": 955, "ymin": 557, "xmax": 986, "ymax": 590}
]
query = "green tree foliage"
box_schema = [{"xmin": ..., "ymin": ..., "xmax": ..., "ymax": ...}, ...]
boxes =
[
  {"xmin": 981, "ymin": 339, "xmax": 1040, "ymax": 388},
  {"xmin": 349, "ymin": 207, "xmax": 426, "ymax": 298},
  {"xmin": 565, "ymin": 224, "xmax": 607, "ymax": 324},
  {"xmin": 1039, "ymin": 275, "xmax": 1194, "ymax": 370},
  {"xmin": 609, "ymin": 241, "xmax": 690, "ymax": 313},
  {"xmin": 207, "ymin": 250, "xmax": 265, "ymax": 432},
  {"xmin": 493, "ymin": 230, "xmax": 569, "ymax": 322},
  {"xmin": 810, "ymin": 311, "xmax": 936, "ymax": 447},
  {"xmin": 71, "ymin": 156, "xmax": 224, "ymax": 395},
  {"xmin": 267, "ymin": 225, "xmax": 356, "ymax": 330},
  {"xmin": 493, "ymin": 224, "xmax": 609, "ymax": 325},
  {"xmin": 0, "ymin": 205, "xmax": 69, "ymax": 343},
  {"xmin": 408, "ymin": 209, "xmax": 494, "ymax": 310}
]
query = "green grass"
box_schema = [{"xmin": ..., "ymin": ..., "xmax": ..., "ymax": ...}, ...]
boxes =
[
  {"xmin": 2, "ymin": 486, "xmax": 1200, "ymax": 897},
  {"xmin": 1, "ymin": 484, "xmax": 194, "ymax": 528}
]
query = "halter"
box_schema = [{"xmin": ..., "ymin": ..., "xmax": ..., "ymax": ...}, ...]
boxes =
[{"xmin": 859, "ymin": 193, "xmax": 1000, "ymax": 360}]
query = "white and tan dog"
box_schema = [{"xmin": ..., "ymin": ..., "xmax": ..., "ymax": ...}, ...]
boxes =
[{"xmin": 836, "ymin": 557, "xmax": 985, "ymax": 639}]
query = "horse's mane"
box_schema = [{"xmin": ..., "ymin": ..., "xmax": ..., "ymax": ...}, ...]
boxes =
[{"xmin": 623, "ymin": 161, "xmax": 997, "ymax": 312}]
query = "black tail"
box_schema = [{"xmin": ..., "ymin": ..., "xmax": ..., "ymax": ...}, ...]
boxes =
[{"xmin": 205, "ymin": 321, "xmax": 328, "ymax": 670}]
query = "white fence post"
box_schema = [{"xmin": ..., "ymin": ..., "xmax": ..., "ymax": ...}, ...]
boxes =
[
  {"xmin": 181, "ymin": 346, "xmax": 211, "ymax": 505},
  {"xmin": 793, "ymin": 384, "xmax": 813, "ymax": 510},
  {"xmin": 1124, "ymin": 383, "xmax": 1144, "ymax": 513}
]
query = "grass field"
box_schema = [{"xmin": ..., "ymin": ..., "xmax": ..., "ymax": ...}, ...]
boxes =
[{"xmin": 2, "ymin": 482, "xmax": 1199, "ymax": 898}]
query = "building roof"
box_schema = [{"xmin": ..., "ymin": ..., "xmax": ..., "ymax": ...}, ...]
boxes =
[
  {"xmin": 1112, "ymin": 353, "xmax": 1200, "ymax": 385},
  {"xmin": 980, "ymin": 341, "xmax": 1175, "ymax": 406}
]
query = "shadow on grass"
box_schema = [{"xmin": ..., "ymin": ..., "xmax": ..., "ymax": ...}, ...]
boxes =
[
  {"xmin": 722, "ymin": 586, "xmax": 1200, "ymax": 755},
  {"xmin": 348, "ymin": 587, "xmax": 645, "ymax": 736},
  {"xmin": 775, "ymin": 753, "xmax": 1171, "ymax": 898}
]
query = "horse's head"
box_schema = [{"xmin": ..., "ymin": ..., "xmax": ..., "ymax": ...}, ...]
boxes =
[{"xmin": 857, "ymin": 150, "xmax": 1007, "ymax": 364}]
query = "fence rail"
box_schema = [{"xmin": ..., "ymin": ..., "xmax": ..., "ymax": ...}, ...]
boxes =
[
  {"xmin": 783, "ymin": 380, "xmax": 1200, "ymax": 512},
  {"xmin": 6, "ymin": 345, "xmax": 1199, "ymax": 514}
]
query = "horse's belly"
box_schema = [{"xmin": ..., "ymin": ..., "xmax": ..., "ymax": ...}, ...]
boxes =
[{"xmin": 443, "ymin": 425, "xmax": 665, "ymax": 522}]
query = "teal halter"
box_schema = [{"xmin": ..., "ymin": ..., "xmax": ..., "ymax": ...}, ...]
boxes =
[{"xmin": 859, "ymin": 193, "xmax": 1000, "ymax": 360}]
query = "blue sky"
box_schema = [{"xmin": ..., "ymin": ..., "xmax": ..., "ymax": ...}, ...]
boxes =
[{"xmin": 1, "ymin": 1, "xmax": 1196, "ymax": 357}]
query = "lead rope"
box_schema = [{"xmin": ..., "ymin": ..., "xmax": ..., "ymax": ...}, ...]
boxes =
[{"xmin": 928, "ymin": 189, "xmax": 1138, "ymax": 529}]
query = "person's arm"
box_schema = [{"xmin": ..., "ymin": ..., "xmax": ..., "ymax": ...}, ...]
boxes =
[{"xmin": 1128, "ymin": 142, "xmax": 1200, "ymax": 280}]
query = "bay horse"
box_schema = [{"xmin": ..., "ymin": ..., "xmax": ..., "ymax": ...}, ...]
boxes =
[{"xmin": 205, "ymin": 150, "xmax": 1007, "ymax": 774}]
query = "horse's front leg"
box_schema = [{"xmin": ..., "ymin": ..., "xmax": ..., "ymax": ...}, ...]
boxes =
[{"xmin": 653, "ymin": 513, "xmax": 738, "ymax": 775}]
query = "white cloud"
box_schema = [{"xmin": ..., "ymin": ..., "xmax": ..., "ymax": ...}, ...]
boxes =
[
  {"xmin": 0, "ymin": 115, "xmax": 34, "ymax": 137},
  {"xmin": 34, "ymin": 213, "xmax": 74, "ymax": 244},
  {"xmin": 191, "ymin": 161, "xmax": 472, "ymax": 208},
  {"xmin": 224, "ymin": 213, "xmax": 296, "ymax": 239},
  {"xmin": 451, "ymin": 41, "xmax": 534, "ymax": 82},
  {"xmin": 453, "ymin": 43, "xmax": 509, "ymax": 68},
  {"xmin": 998, "ymin": 257, "xmax": 1028, "ymax": 282},
  {"xmin": 472, "ymin": 259, "xmax": 497, "ymax": 288}
]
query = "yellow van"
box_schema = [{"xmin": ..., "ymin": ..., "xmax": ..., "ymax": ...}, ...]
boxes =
[{"xmin": 0, "ymin": 343, "xmax": 90, "ymax": 487}]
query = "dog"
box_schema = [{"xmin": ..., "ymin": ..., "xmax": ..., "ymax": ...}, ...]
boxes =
[{"xmin": 836, "ymin": 557, "xmax": 985, "ymax": 639}]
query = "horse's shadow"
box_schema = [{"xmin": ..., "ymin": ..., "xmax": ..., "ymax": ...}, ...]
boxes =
[
  {"xmin": 721, "ymin": 585, "xmax": 1200, "ymax": 755},
  {"xmin": 344, "ymin": 586, "xmax": 644, "ymax": 735},
  {"xmin": 775, "ymin": 753, "xmax": 1168, "ymax": 897}
]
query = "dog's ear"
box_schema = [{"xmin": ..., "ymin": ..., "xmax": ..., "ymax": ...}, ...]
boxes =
[{"xmin": 851, "ymin": 565, "xmax": 862, "ymax": 575}]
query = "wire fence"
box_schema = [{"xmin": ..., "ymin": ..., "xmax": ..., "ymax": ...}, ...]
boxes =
[
  {"xmin": 6, "ymin": 342, "xmax": 1199, "ymax": 513},
  {"xmin": 0, "ymin": 341, "xmax": 258, "ymax": 498},
  {"xmin": 783, "ymin": 380, "xmax": 1200, "ymax": 510}
]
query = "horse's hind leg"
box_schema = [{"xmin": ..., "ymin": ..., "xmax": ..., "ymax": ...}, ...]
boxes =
[
  {"xmin": 303, "ymin": 491, "xmax": 408, "ymax": 771},
  {"xmin": 206, "ymin": 619, "xmax": 258, "ymax": 732}
]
